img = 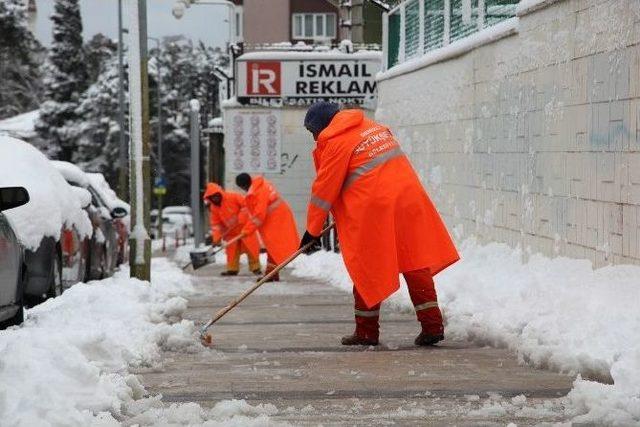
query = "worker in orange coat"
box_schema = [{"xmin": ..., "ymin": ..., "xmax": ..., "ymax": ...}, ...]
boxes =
[
  {"xmin": 236, "ymin": 174, "xmax": 299, "ymax": 282},
  {"xmin": 203, "ymin": 182, "xmax": 262, "ymax": 276},
  {"xmin": 301, "ymin": 102, "xmax": 460, "ymax": 347}
]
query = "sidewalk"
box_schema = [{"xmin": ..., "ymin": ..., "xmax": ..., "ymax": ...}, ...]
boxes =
[{"xmin": 139, "ymin": 260, "xmax": 573, "ymax": 425}]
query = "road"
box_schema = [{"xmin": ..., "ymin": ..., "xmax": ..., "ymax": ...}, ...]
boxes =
[{"xmin": 139, "ymin": 257, "xmax": 573, "ymax": 425}]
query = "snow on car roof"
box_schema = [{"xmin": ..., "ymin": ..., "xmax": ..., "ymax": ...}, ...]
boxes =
[
  {"xmin": 50, "ymin": 160, "xmax": 90, "ymax": 188},
  {"xmin": 0, "ymin": 136, "xmax": 93, "ymax": 250},
  {"xmin": 163, "ymin": 206, "xmax": 192, "ymax": 214}
]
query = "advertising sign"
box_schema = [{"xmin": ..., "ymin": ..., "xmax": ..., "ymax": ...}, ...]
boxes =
[
  {"xmin": 227, "ymin": 109, "xmax": 282, "ymax": 173},
  {"xmin": 236, "ymin": 52, "xmax": 381, "ymax": 107}
]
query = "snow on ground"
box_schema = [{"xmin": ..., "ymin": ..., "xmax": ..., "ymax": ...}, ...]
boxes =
[
  {"xmin": 290, "ymin": 239, "xmax": 640, "ymax": 425},
  {"xmin": 0, "ymin": 258, "xmax": 283, "ymax": 426},
  {"xmin": 0, "ymin": 135, "xmax": 93, "ymax": 250}
]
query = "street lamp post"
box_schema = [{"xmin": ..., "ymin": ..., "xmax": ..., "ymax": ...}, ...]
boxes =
[
  {"xmin": 127, "ymin": 0, "xmax": 152, "ymax": 280},
  {"xmin": 189, "ymin": 99, "xmax": 203, "ymax": 248},
  {"xmin": 117, "ymin": 0, "xmax": 127, "ymax": 201},
  {"xmin": 172, "ymin": 0, "xmax": 237, "ymax": 248},
  {"xmin": 148, "ymin": 36, "xmax": 164, "ymax": 239},
  {"xmin": 172, "ymin": 0, "xmax": 238, "ymax": 48}
]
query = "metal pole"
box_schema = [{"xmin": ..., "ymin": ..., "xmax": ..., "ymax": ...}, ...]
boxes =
[
  {"xmin": 127, "ymin": 0, "xmax": 152, "ymax": 280},
  {"xmin": 149, "ymin": 37, "xmax": 164, "ymax": 239},
  {"xmin": 190, "ymin": 99, "xmax": 203, "ymax": 248},
  {"xmin": 117, "ymin": 0, "xmax": 127, "ymax": 201}
]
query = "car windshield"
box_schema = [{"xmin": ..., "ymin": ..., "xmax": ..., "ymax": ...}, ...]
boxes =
[{"xmin": 87, "ymin": 186, "xmax": 107, "ymax": 208}]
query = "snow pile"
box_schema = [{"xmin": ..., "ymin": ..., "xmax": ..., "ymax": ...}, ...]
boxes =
[
  {"xmin": 0, "ymin": 258, "xmax": 284, "ymax": 426},
  {"xmin": 291, "ymin": 240, "xmax": 640, "ymax": 425},
  {"xmin": 127, "ymin": 399, "xmax": 280, "ymax": 426},
  {"xmin": 0, "ymin": 135, "xmax": 93, "ymax": 250},
  {"xmin": 0, "ymin": 258, "xmax": 194, "ymax": 424}
]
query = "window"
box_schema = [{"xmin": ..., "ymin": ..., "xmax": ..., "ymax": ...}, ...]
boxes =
[
  {"xmin": 292, "ymin": 13, "xmax": 337, "ymax": 40},
  {"xmin": 234, "ymin": 7, "xmax": 243, "ymax": 41}
]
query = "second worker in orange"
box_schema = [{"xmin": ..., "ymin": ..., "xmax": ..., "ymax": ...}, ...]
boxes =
[{"xmin": 236, "ymin": 173, "xmax": 300, "ymax": 282}]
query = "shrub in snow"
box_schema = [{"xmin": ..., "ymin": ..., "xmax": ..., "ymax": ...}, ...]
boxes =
[
  {"xmin": 35, "ymin": 0, "xmax": 89, "ymax": 161},
  {"xmin": 74, "ymin": 55, "xmax": 128, "ymax": 184},
  {"xmin": 0, "ymin": 0, "xmax": 43, "ymax": 120}
]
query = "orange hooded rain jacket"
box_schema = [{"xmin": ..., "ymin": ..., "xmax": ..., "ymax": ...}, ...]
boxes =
[
  {"xmin": 241, "ymin": 176, "xmax": 299, "ymax": 265},
  {"xmin": 203, "ymin": 183, "xmax": 260, "ymax": 261},
  {"xmin": 306, "ymin": 110, "xmax": 460, "ymax": 308}
]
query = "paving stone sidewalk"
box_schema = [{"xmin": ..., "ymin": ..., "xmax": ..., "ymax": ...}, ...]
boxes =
[{"xmin": 139, "ymin": 260, "xmax": 573, "ymax": 426}]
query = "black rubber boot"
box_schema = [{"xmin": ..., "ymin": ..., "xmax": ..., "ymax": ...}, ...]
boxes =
[
  {"xmin": 220, "ymin": 271, "xmax": 239, "ymax": 277},
  {"xmin": 257, "ymin": 272, "xmax": 280, "ymax": 282},
  {"xmin": 414, "ymin": 332, "xmax": 444, "ymax": 346},
  {"xmin": 341, "ymin": 334, "xmax": 379, "ymax": 346}
]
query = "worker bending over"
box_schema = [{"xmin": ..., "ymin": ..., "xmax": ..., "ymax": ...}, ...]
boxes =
[
  {"xmin": 301, "ymin": 102, "xmax": 460, "ymax": 347},
  {"xmin": 203, "ymin": 182, "xmax": 261, "ymax": 276},
  {"xmin": 236, "ymin": 173, "xmax": 299, "ymax": 282}
]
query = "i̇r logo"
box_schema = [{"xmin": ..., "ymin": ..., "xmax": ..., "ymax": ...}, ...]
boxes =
[{"xmin": 247, "ymin": 61, "xmax": 281, "ymax": 95}]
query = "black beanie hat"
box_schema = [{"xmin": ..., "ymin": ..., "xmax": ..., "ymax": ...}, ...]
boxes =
[{"xmin": 304, "ymin": 102, "xmax": 340, "ymax": 136}]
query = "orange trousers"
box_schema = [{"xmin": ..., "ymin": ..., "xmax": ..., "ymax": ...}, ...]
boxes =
[
  {"xmin": 353, "ymin": 267, "xmax": 443, "ymax": 341},
  {"xmin": 227, "ymin": 241, "xmax": 261, "ymax": 273}
]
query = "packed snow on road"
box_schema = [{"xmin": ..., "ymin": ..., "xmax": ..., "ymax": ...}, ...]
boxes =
[{"xmin": 292, "ymin": 240, "xmax": 640, "ymax": 426}]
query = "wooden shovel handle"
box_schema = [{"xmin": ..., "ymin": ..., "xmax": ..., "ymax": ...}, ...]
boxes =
[{"xmin": 200, "ymin": 223, "xmax": 335, "ymax": 334}]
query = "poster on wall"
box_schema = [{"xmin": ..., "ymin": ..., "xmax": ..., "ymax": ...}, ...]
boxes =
[{"xmin": 227, "ymin": 109, "xmax": 282, "ymax": 173}]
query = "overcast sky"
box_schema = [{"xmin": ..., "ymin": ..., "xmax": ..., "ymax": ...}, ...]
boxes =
[{"xmin": 32, "ymin": 0, "xmax": 230, "ymax": 47}]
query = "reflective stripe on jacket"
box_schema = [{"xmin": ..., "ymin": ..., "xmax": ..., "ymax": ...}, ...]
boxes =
[{"xmin": 306, "ymin": 109, "xmax": 460, "ymax": 308}]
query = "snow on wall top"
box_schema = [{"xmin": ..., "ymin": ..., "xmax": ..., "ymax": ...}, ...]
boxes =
[
  {"xmin": 0, "ymin": 110, "xmax": 39, "ymax": 139},
  {"xmin": 0, "ymin": 136, "xmax": 93, "ymax": 250},
  {"xmin": 50, "ymin": 160, "xmax": 90, "ymax": 188},
  {"xmin": 237, "ymin": 50, "xmax": 382, "ymax": 61},
  {"xmin": 378, "ymin": 18, "xmax": 519, "ymax": 82}
]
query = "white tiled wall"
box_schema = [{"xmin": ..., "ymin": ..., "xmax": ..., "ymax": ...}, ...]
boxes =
[{"xmin": 376, "ymin": 0, "xmax": 640, "ymax": 267}]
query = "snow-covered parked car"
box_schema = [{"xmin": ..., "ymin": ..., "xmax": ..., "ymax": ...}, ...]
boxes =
[
  {"xmin": 51, "ymin": 162, "xmax": 128, "ymax": 280},
  {"xmin": 0, "ymin": 136, "xmax": 92, "ymax": 306},
  {"xmin": 158, "ymin": 206, "xmax": 193, "ymax": 240},
  {"xmin": 0, "ymin": 187, "xmax": 30, "ymax": 328},
  {"xmin": 85, "ymin": 173, "xmax": 130, "ymax": 265}
]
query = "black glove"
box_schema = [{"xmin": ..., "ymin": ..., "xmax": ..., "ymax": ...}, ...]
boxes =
[{"xmin": 299, "ymin": 230, "xmax": 320, "ymax": 249}]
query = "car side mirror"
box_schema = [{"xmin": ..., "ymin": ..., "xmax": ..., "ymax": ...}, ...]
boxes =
[
  {"xmin": 111, "ymin": 206, "xmax": 128, "ymax": 219},
  {"xmin": 0, "ymin": 187, "xmax": 30, "ymax": 212}
]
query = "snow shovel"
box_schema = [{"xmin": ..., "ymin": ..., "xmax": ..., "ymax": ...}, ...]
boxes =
[
  {"xmin": 182, "ymin": 234, "xmax": 243, "ymax": 271},
  {"xmin": 200, "ymin": 222, "xmax": 335, "ymax": 347}
]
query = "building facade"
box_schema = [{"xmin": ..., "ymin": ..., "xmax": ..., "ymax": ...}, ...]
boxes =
[{"xmin": 233, "ymin": 0, "xmax": 385, "ymax": 47}]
